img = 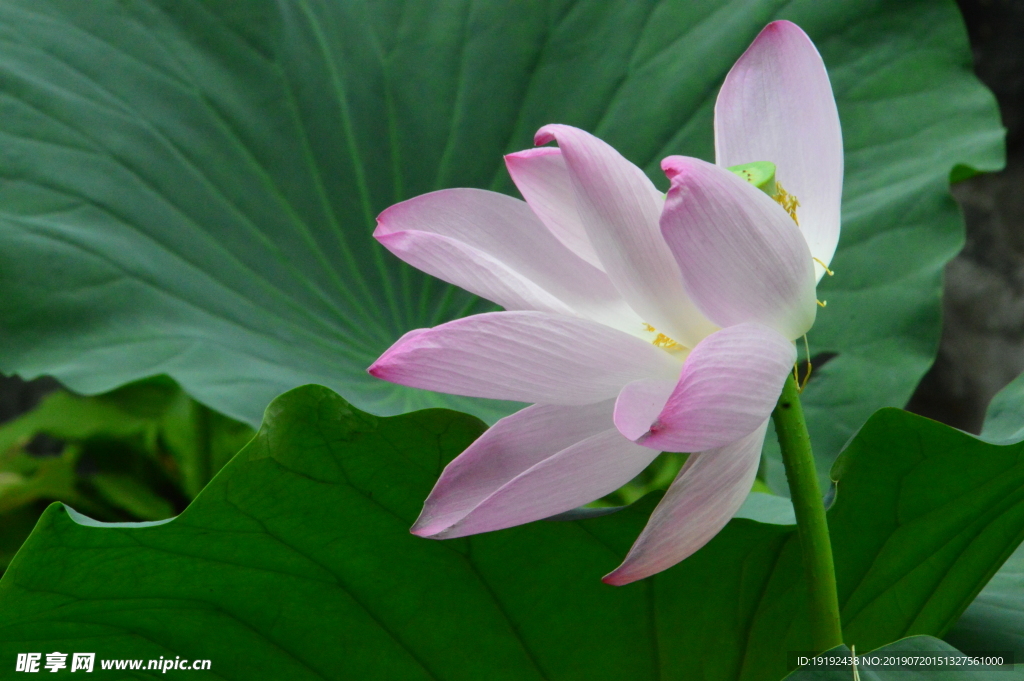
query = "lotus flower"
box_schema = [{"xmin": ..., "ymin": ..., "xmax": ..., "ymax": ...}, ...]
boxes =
[{"xmin": 368, "ymin": 20, "xmax": 842, "ymax": 584}]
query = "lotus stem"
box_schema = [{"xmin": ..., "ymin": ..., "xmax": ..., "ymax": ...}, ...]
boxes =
[{"xmin": 772, "ymin": 373, "xmax": 843, "ymax": 652}]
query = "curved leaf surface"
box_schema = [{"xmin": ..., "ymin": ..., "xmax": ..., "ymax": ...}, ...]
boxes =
[
  {"xmin": 980, "ymin": 370, "xmax": 1024, "ymax": 445},
  {"xmin": 945, "ymin": 545, "xmax": 1024, "ymax": 663},
  {"xmin": 944, "ymin": 372, "xmax": 1024, "ymax": 659},
  {"xmin": 0, "ymin": 2, "xmax": 1004, "ymax": 483},
  {"xmin": 2, "ymin": 392, "xmax": 1024, "ymax": 680}
]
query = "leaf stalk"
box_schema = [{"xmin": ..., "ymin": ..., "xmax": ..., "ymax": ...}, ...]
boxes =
[{"xmin": 772, "ymin": 373, "xmax": 843, "ymax": 652}]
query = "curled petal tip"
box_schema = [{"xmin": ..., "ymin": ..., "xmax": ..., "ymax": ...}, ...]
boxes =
[
  {"xmin": 662, "ymin": 155, "xmax": 748, "ymax": 194},
  {"xmin": 612, "ymin": 377, "xmax": 677, "ymax": 444},
  {"xmin": 601, "ymin": 569, "xmax": 635, "ymax": 587},
  {"xmin": 367, "ymin": 332, "xmax": 422, "ymax": 381},
  {"xmin": 750, "ymin": 21, "xmax": 818, "ymax": 59},
  {"xmin": 366, "ymin": 353, "xmax": 407, "ymax": 384},
  {"xmin": 371, "ymin": 230, "xmax": 398, "ymax": 248},
  {"xmin": 533, "ymin": 124, "xmax": 560, "ymax": 146},
  {"xmin": 409, "ymin": 523, "xmax": 434, "ymax": 538},
  {"xmin": 375, "ymin": 198, "xmax": 409, "ymax": 230},
  {"xmin": 751, "ymin": 21, "xmax": 808, "ymax": 47},
  {"xmin": 634, "ymin": 425, "xmax": 659, "ymax": 446},
  {"xmin": 410, "ymin": 512, "xmax": 453, "ymax": 538},
  {"xmin": 660, "ymin": 155, "xmax": 693, "ymax": 181},
  {"xmin": 410, "ymin": 505, "xmax": 454, "ymax": 538}
]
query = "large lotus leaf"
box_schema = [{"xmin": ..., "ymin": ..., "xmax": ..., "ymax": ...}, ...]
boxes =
[
  {"xmin": 0, "ymin": 2, "xmax": 1004, "ymax": 477},
  {"xmin": 945, "ymin": 545, "xmax": 1024, "ymax": 663},
  {"xmin": 2, "ymin": 389, "xmax": 1024, "ymax": 680},
  {"xmin": 826, "ymin": 409, "xmax": 1024, "ymax": 652},
  {"xmin": 944, "ymin": 371, "xmax": 1024, "ymax": 659}
]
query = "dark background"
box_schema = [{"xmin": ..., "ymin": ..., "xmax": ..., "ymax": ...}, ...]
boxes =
[
  {"xmin": 1, "ymin": 0, "xmax": 1022, "ymax": 435},
  {"xmin": 906, "ymin": 0, "xmax": 1024, "ymax": 431}
]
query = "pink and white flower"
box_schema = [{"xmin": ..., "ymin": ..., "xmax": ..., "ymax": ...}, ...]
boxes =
[{"xmin": 368, "ymin": 21, "xmax": 842, "ymax": 584}]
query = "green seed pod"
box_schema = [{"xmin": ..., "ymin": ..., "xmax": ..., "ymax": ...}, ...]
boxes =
[{"xmin": 727, "ymin": 161, "xmax": 777, "ymax": 196}]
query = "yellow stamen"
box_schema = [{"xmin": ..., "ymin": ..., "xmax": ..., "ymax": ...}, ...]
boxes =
[
  {"xmin": 813, "ymin": 257, "xmax": 834, "ymax": 277},
  {"xmin": 773, "ymin": 181, "xmax": 800, "ymax": 225},
  {"xmin": 816, "ymin": 299, "xmax": 827, "ymax": 308},
  {"xmin": 642, "ymin": 323, "xmax": 682, "ymax": 351},
  {"xmin": 652, "ymin": 333, "xmax": 679, "ymax": 349}
]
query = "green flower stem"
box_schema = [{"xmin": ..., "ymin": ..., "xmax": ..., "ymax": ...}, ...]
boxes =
[{"xmin": 771, "ymin": 373, "xmax": 843, "ymax": 652}]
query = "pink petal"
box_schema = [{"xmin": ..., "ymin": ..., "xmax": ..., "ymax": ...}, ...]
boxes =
[
  {"xmin": 504, "ymin": 147, "xmax": 604, "ymax": 270},
  {"xmin": 603, "ymin": 419, "xmax": 769, "ymax": 585},
  {"xmin": 412, "ymin": 401, "xmax": 617, "ymax": 536},
  {"xmin": 429, "ymin": 428, "xmax": 660, "ymax": 539},
  {"xmin": 615, "ymin": 323, "xmax": 794, "ymax": 452},
  {"xmin": 369, "ymin": 310, "xmax": 682, "ymax": 405},
  {"xmin": 534, "ymin": 124, "xmax": 718, "ymax": 349},
  {"xmin": 375, "ymin": 188, "xmax": 639, "ymax": 330},
  {"xmin": 660, "ymin": 156, "xmax": 817, "ymax": 340},
  {"xmin": 377, "ymin": 229, "xmax": 575, "ymax": 316},
  {"xmin": 612, "ymin": 378, "xmax": 678, "ymax": 442},
  {"xmin": 714, "ymin": 20, "xmax": 843, "ymax": 280}
]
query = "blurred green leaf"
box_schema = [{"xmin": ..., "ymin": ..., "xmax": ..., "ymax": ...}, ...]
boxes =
[
  {"xmin": 594, "ymin": 451, "xmax": 687, "ymax": 507},
  {"xmin": 979, "ymin": 370, "xmax": 1024, "ymax": 445},
  {"xmin": 0, "ymin": 2, "xmax": 1003, "ymax": 494},
  {"xmin": 0, "ymin": 377, "xmax": 253, "ymax": 570},
  {"xmin": 2, "ymin": 391, "xmax": 1023, "ymax": 680}
]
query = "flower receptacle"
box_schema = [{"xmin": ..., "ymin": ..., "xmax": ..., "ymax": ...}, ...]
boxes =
[{"xmin": 728, "ymin": 161, "xmax": 777, "ymax": 196}]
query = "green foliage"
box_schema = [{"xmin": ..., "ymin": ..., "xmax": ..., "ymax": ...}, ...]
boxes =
[
  {"xmin": 829, "ymin": 410, "xmax": 1024, "ymax": 649},
  {"xmin": 946, "ymin": 546, "xmax": 1024, "ymax": 663},
  {"xmin": 0, "ymin": 1, "xmax": 1004, "ymax": 493},
  {"xmin": 2, "ymin": 387, "xmax": 1023, "ymax": 680},
  {"xmin": 943, "ymin": 371, "xmax": 1024, "ymax": 659},
  {"xmin": 594, "ymin": 451, "xmax": 687, "ymax": 507},
  {"xmin": 0, "ymin": 0, "xmax": 1013, "ymax": 676},
  {"xmin": 979, "ymin": 370, "xmax": 1024, "ymax": 445},
  {"xmin": 0, "ymin": 377, "xmax": 253, "ymax": 570}
]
